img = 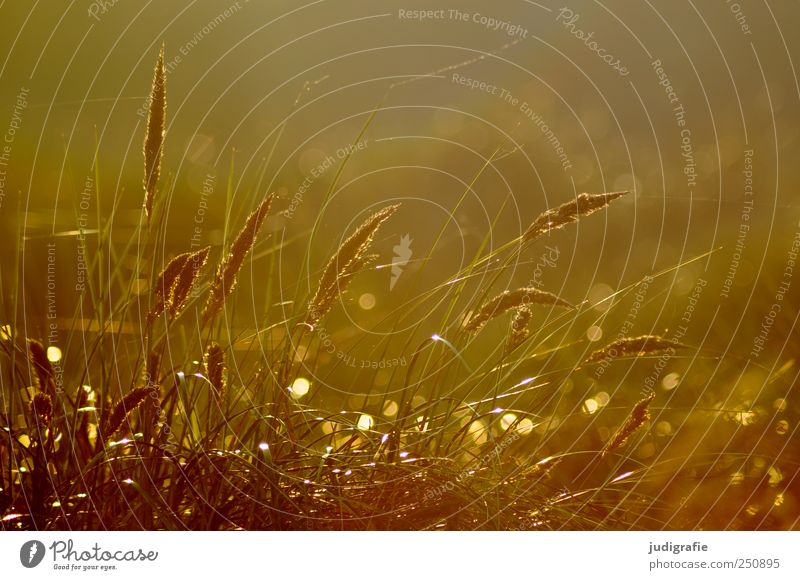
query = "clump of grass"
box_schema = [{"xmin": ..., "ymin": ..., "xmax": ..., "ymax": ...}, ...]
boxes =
[
  {"xmin": 2, "ymin": 49, "xmax": 783, "ymax": 533},
  {"xmin": 305, "ymin": 204, "xmax": 399, "ymax": 328}
]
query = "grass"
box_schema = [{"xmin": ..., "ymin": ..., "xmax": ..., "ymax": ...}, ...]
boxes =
[{"xmin": 1, "ymin": 49, "xmax": 797, "ymax": 531}]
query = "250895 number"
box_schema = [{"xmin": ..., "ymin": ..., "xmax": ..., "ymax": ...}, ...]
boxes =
[{"xmin": 736, "ymin": 558, "xmax": 780, "ymax": 569}]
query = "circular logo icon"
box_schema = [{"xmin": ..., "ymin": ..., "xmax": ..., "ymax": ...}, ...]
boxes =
[{"xmin": 20, "ymin": 540, "xmax": 46, "ymax": 568}]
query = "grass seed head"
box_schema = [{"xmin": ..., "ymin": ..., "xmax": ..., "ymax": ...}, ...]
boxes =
[
  {"xmin": 506, "ymin": 306, "xmax": 533, "ymax": 353},
  {"xmin": 306, "ymin": 204, "xmax": 399, "ymax": 327},
  {"xmin": 143, "ymin": 44, "xmax": 166, "ymax": 222},
  {"xmin": 30, "ymin": 393, "xmax": 53, "ymax": 427},
  {"xmin": 27, "ymin": 339, "xmax": 54, "ymax": 395},
  {"xmin": 203, "ymin": 194, "xmax": 274, "ymax": 324},
  {"xmin": 585, "ymin": 335, "xmax": 686, "ymax": 364},
  {"xmin": 149, "ymin": 246, "xmax": 210, "ymax": 322},
  {"xmin": 204, "ymin": 342, "xmax": 227, "ymax": 399},
  {"xmin": 464, "ymin": 287, "xmax": 573, "ymax": 333},
  {"xmin": 602, "ymin": 393, "xmax": 656, "ymax": 457},
  {"xmin": 102, "ymin": 386, "xmax": 158, "ymax": 440},
  {"xmin": 522, "ymin": 191, "xmax": 628, "ymax": 244}
]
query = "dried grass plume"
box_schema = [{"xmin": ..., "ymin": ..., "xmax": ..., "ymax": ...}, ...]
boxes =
[
  {"xmin": 306, "ymin": 204, "xmax": 399, "ymax": 328},
  {"xmin": 204, "ymin": 342, "xmax": 227, "ymax": 399},
  {"xmin": 585, "ymin": 335, "xmax": 686, "ymax": 364},
  {"xmin": 602, "ymin": 393, "xmax": 655, "ymax": 458},
  {"xmin": 143, "ymin": 44, "xmax": 166, "ymax": 222},
  {"xmin": 203, "ymin": 194, "xmax": 274, "ymax": 323},
  {"xmin": 523, "ymin": 191, "xmax": 628, "ymax": 244},
  {"xmin": 506, "ymin": 307, "xmax": 532, "ymax": 353},
  {"xmin": 28, "ymin": 339, "xmax": 55, "ymax": 395},
  {"xmin": 102, "ymin": 387, "xmax": 158, "ymax": 439},
  {"xmin": 464, "ymin": 287, "xmax": 573, "ymax": 333},
  {"xmin": 148, "ymin": 246, "xmax": 210, "ymax": 322},
  {"xmin": 30, "ymin": 393, "xmax": 53, "ymax": 427}
]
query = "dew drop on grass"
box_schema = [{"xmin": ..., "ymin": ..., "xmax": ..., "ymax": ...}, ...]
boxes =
[{"xmin": 517, "ymin": 418, "xmax": 534, "ymax": 435}]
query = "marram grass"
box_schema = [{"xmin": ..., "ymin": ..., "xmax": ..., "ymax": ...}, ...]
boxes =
[{"xmin": 0, "ymin": 49, "xmax": 793, "ymax": 532}]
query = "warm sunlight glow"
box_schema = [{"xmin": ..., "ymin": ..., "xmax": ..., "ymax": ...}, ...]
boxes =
[
  {"xmin": 588, "ymin": 283, "xmax": 614, "ymax": 312},
  {"xmin": 46, "ymin": 346, "xmax": 62, "ymax": 362},
  {"xmin": 291, "ymin": 377, "xmax": 311, "ymax": 398},
  {"xmin": 356, "ymin": 414, "xmax": 374, "ymax": 430},
  {"xmin": 662, "ymin": 372, "xmax": 681, "ymax": 390},
  {"xmin": 358, "ymin": 293, "xmax": 376, "ymax": 310},
  {"xmin": 382, "ymin": 400, "xmax": 398, "ymax": 417},
  {"xmin": 517, "ymin": 418, "xmax": 534, "ymax": 435},
  {"xmin": 583, "ymin": 399, "xmax": 599, "ymax": 414},
  {"xmin": 501, "ymin": 413, "xmax": 517, "ymax": 430}
]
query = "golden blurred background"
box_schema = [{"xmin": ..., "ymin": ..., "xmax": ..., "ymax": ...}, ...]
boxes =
[{"xmin": 1, "ymin": 1, "xmax": 799, "ymax": 529}]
